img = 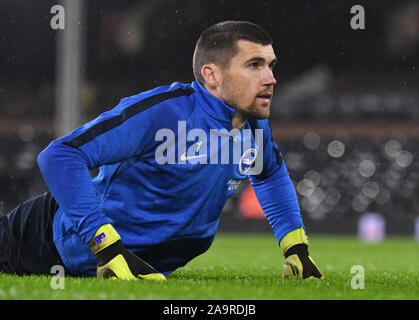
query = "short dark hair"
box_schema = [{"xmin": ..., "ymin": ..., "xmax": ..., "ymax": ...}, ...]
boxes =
[{"xmin": 192, "ymin": 21, "xmax": 273, "ymax": 84}]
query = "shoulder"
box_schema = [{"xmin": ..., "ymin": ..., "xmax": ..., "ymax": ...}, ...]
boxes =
[
  {"xmin": 119, "ymin": 82, "xmax": 196, "ymax": 115},
  {"xmin": 113, "ymin": 82, "xmax": 197, "ymax": 131}
]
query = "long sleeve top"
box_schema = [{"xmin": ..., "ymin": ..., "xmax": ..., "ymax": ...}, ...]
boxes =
[{"xmin": 37, "ymin": 80, "xmax": 303, "ymax": 276}]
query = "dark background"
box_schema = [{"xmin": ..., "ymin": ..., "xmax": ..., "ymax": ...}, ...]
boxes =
[{"xmin": 1, "ymin": 0, "xmax": 419, "ymax": 236}]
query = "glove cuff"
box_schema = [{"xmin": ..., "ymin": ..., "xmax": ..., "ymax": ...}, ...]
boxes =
[
  {"xmin": 280, "ymin": 227, "xmax": 308, "ymax": 255},
  {"xmin": 284, "ymin": 243, "xmax": 309, "ymax": 258},
  {"xmin": 88, "ymin": 224, "xmax": 121, "ymax": 255},
  {"xmin": 95, "ymin": 239, "xmax": 126, "ymax": 267}
]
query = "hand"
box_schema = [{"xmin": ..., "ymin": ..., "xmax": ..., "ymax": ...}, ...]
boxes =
[
  {"xmin": 282, "ymin": 244, "xmax": 323, "ymax": 279},
  {"xmin": 280, "ymin": 227, "xmax": 323, "ymax": 279},
  {"xmin": 88, "ymin": 224, "xmax": 166, "ymax": 281}
]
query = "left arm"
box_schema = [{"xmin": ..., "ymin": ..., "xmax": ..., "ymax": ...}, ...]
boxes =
[
  {"xmin": 248, "ymin": 120, "xmax": 303, "ymax": 243},
  {"xmin": 248, "ymin": 120, "xmax": 323, "ymax": 279},
  {"xmin": 249, "ymin": 154, "xmax": 304, "ymax": 243}
]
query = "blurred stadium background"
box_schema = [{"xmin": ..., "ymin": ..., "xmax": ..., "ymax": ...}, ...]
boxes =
[{"xmin": 1, "ymin": 0, "xmax": 419, "ymax": 238}]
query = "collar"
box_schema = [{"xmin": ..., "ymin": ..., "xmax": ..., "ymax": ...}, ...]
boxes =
[{"xmin": 192, "ymin": 80, "xmax": 237, "ymax": 128}]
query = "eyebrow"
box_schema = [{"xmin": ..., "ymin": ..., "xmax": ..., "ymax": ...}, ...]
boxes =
[{"xmin": 245, "ymin": 56, "xmax": 278, "ymax": 66}]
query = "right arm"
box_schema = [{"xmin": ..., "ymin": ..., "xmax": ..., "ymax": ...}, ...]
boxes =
[{"xmin": 37, "ymin": 91, "xmax": 171, "ymax": 244}]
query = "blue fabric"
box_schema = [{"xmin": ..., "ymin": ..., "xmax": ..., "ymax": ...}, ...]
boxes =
[{"xmin": 37, "ymin": 80, "xmax": 303, "ymax": 276}]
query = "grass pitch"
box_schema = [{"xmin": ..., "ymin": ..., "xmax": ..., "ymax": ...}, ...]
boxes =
[{"xmin": 0, "ymin": 233, "xmax": 418, "ymax": 300}]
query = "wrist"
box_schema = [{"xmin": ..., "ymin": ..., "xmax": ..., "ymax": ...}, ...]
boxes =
[
  {"xmin": 284, "ymin": 243, "xmax": 308, "ymax": 258},
  {"xmin": 88, "ymin": 224, "xmax": 121, "ymax": 255},
  {"xmin": 95, "ymin": 239, "xmax": 126, "ymax": 266},
  {"xmin": 280, "ymin": 227, "xmax": 308, "ymax": 255}
]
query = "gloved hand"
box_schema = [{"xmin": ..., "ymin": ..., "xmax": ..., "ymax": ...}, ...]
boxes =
[
  {"xmin": 280, "ymin": 227, "xmax": 323, "ymax": 279},
  {"xmin": 87, "ymin": 224, "xmax": 166, "ymax": 281}
]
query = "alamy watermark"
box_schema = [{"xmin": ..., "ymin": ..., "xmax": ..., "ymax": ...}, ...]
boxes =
[
  {"xmin": 154, "ymin": 121, "xmax": 264, "ymax": 175},
  {"xmin": 50, "ymin": 5, "xmax": 65, "ymax": 30},
  {"xmin": 50, "ymin": 264, "xmax": 65, "ymax": 290},
  {"xmin": 350, "ymin": 5, "xmax": 365, "ymax": 30},
  {"xmin": 350, "ymin": 265, "xmax": 365, "ymax": 289}
]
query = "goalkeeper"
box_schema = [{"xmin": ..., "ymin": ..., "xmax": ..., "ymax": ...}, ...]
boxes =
[{"xmin": 0, "ymin": 21, "xmax": 322, "ymax": 280}]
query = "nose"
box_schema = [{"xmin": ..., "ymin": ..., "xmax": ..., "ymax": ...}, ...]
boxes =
[{"xmin": 263, "ymin": 67, "xmax": 277, "ymax": 86}]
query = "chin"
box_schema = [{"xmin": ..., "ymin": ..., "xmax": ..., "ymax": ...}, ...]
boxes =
[
  {"xmin": 258, "ymin": 112, "xmax": 270, "ymax": 119},
  {"xmin": 249, "ymin": 111, "xmax": 270, "ymax": 120},
  {"xmin": 255, "ymin": 106, "xmax": 271, "ymax": 119},
  {"xmin": 244, "ymin": 102, "xmax": 271, "ymax": 119}
]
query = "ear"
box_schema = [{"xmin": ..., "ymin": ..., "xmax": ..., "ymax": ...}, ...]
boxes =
[{"xmin": 200, "ymin": 63, "xmax": 219, "ymax": 90}]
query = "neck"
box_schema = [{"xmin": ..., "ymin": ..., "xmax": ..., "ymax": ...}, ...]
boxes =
[
  {"xmin": 231, "ymin": 111, "xmax": 248, "ymax": 129},
  {"xmin": 203, "ymin": 83, "xmax": 247, "ymax": 129}
]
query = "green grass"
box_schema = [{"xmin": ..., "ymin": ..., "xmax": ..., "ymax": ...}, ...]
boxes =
[{"xmin": 0, "ymin": 233, "xmax": 418, "ymax": 300}]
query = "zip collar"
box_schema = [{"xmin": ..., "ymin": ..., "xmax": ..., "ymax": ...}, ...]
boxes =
[{"xmin": 192, "ymin": 80, "xmax": 237, "ymax": 129}]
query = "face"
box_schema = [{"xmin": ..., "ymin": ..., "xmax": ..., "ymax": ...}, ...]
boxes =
[{"xmin": 217, "ymin": 40, "xmax": 277, "ymax": 119}]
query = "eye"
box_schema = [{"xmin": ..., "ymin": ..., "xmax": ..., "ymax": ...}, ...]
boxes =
[{"xmin": 249, "ymin": 62, "xmax": 259, "ymax": 69}]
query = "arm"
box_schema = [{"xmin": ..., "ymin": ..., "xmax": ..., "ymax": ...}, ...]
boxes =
[
  {"xmin": 37, "ymin": 87, "xmax": 190, "ymax": 280},
  {"xmin": 248, "ymin": 120, "xmax": 303, "ymax": 243},
  {"xmin": 37, "ymin": 95, "xmax": 156, "ymax": 243},
  {"xmin": 248, "ymin": 120, "xmax": 323, "ymax": 279},
  {"xmin": 249, "ymin": 160, "xmax": 304, "ymax": 242}
]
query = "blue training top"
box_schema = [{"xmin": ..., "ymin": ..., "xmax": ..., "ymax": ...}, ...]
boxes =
[{"xmin": 37, "ymin": 80, "xmax": 304, "ymax": 276}]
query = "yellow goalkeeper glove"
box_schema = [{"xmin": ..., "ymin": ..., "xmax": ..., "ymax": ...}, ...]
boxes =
[
  {"xmin": 280, "ymin": 227, "xmax": 323, "ymax": 279},
  {"xmin": 87, "ymin": 224, "xmax": 166, "ymax": 281}
]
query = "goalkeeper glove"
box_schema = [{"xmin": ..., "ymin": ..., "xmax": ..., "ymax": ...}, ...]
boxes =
[
  {"xmin": 280, "ymin": 227, "xmax": 323, "ymax": 279},
  {"xmin": 87, "ymin": 224, "xmax": 166, "ymax": 281}
]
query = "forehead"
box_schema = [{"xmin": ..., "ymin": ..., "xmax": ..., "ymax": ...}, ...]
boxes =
[{"xmin": 232, "ymin": 40, "xmax": 276, "ymax": 63}]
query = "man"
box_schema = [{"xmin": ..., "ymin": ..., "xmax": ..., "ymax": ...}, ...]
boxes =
[{"xmin": 0, "ymin": 21, "xmax": 322, "ymax": 280}]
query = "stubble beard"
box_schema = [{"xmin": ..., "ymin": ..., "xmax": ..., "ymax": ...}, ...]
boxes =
[{"xmin": 221, "ymin": 73, "xmax": 270, "ymax": 120}]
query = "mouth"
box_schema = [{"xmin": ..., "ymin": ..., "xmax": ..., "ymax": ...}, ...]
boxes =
[{"xmin": 256, "ymin": 93, "xmax": 273, "ymax": 103}]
